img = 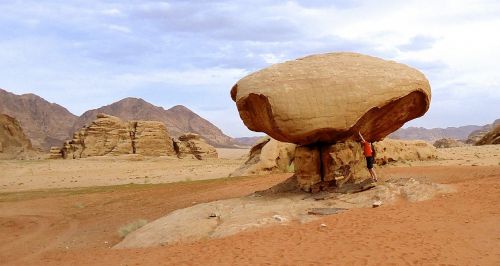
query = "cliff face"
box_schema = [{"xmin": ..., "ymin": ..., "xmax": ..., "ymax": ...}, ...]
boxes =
[
  {"xmin": 72, "ymin": 98, "xmax": 235, "ymax": 147},
  {"xmin": 0, "ymin": 88, "xmax": 77, "ymax": 151}
]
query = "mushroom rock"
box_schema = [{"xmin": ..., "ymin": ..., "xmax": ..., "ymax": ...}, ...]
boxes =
[
  {"xmin": 231, "ymin": 52, "xmax": 432, "ymax": 192},
  {"xmin": 231, "ymin": 52, "xmax": 431, "ymax": 145}
]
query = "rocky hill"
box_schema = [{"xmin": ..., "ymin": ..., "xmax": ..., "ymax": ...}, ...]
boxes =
[
  {"xmin": 0, "ymin": 114, "xmax": 38, "ymax": 159},
  {"xmin": 72, "ymin": 98, "xmax": 235, "ymax": 148},
  {"xmin": 389, "ymin": 125, "xmax": 483, "ymax": 141},
  {"xmin": 0, "ymin": 88, "xmax": 77, "ymax": 150}
]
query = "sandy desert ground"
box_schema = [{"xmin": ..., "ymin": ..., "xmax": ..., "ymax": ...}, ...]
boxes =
[{"xmin": 0, "ymin": 145, "xmax": 499, "ymax": 265}]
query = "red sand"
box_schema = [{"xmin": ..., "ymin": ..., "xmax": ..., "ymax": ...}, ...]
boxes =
[{"xmin": 1, "ymin": 166, "xmax": 499, "ymax": 265}]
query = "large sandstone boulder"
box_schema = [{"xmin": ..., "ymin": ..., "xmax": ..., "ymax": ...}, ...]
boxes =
[
  {"xmin": 0, "ymin": 114, "xmax": 38, "ymax": 159},
  {"xmin": 61, "ymin": 114, "xmax": 176, "ymax": 158},
  {"xmin": 173, "ymin": 133, "xmax": 218, "ymax": 160},
  {"xmin": 229, "ymin": 136, "xmax": 296, "ymax": 177},
  {"xmin": 231, "ymin": 52, "xmax": 431, "ymax": 145},
  {"xmin": 433, "ymin": 138, "xmax": 464, "ymax": 148}
]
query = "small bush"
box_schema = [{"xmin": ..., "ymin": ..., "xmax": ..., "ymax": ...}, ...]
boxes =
[
  {"xmin": 118, "ymin": 219, "xmax": 148, "ymax": 238},
  {"xmin": 287, "ymin": 162, "xmax": 295, "ymax": 173}
]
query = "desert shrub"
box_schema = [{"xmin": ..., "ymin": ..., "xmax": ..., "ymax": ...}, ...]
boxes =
[
  {"xmin": 287, "ymin": 162, "xmax": 295, "ymax": 173},
  {"xmin": 118, "ymin": 219, "xmax": 148, "ymax": 238}
]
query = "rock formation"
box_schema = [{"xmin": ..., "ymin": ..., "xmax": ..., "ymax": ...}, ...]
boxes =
[
  {"xmin": 72, "ymin": 98, "xmax": 235, "ymax": 148},
  {"xmin": 59, "ymin": 114, "xmax": 176, "ymax": 159},
  {"xmin": 173, "ymin": 133, "xmax": 218, "ymax": 160},
  {"xmin": 467, "ymin": 119, "xmax": 500, "ymax": 144},
  {"xmin": 475, "ymin": 124, "xmax": 500, "ymax": 145},
  {"xmin": 231, "ymin": 52, "xmax": 432, "ymax": 191},
  {"xmin": 0, "ymin": 114, "xmax": 38, "ymax": 159},
  {"xmin": 55, "ymin": 114, "xmax": 216, "ymax": 160},
  {"xmin": 229, "ymin": 136, "xmax": 296, "ymax": 177},
  {"xmin": 232, "ymin": 138, "xmax": 438, "ymax": 183},
  {"xmin": 433, "ymin": 138, "xmax": 465, "ymax": 148}
]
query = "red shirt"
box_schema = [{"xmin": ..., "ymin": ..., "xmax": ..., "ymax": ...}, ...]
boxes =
[{"xmin": 362, "ymin": 141, "xmax": 372, "ymax": 157}]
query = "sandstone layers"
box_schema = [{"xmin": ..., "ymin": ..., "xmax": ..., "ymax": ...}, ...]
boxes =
[
  {"xmin": 53, "ymin": 114, "xmax": 216, "ymax": 159},
  {"xmin": 0, "ymin": 114, "xmax": 38, "ymax": 159},
  {"xmin": 231, "ymin": 52, "xmax": 432, "ymax": 191}
]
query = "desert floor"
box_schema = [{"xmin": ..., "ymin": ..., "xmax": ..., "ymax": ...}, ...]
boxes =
[{"xmin": 0, "ymin": 146, "xmax": 499, "ymax": 265}]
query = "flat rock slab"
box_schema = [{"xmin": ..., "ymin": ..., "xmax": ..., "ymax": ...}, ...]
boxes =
[
  {"xmin": 114, "ymin": 177, "xmax": 455, "ymax": 249},
  {"xmin": 308, "ymin": 207, "xmax": 347, "ymax": 215},
  {"xmin": 332, "ymin": 179, "xmax": 377, "ymax": 194}
]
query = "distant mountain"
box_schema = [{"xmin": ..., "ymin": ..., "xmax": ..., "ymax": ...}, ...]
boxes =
[
  {"xmin": 0, "ymin": 88, "xmax": 77, "ymax": 150},
  {"xmin": 72, "ymin": 97, "xmax": 236, "ymax": 147},
  {"xmin": 232, "ymin": 136, "xmax": 264, "ymax": 147},
  {"xmin": 389, "ymin": 125, "xmax": 484, "ymax": 141}
]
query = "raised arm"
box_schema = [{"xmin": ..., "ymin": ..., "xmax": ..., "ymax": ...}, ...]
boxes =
[{"xmin": 358, "ymin": 131, "xmax": 366, "ymax": 142}]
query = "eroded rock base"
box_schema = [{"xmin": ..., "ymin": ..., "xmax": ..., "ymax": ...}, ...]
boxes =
[{"xmin": 294, "ymin": 141, "xmax": 368, "ymax": 192}]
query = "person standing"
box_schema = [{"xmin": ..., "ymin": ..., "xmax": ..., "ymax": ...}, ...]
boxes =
[{"xmin": 358, "ymin": 131, "xmax": 378, "ymax": 182}]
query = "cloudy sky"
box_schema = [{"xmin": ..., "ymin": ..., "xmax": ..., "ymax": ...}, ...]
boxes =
[{"xmin": 1, "ymin": 0, "xmax": 499, "ymax": 137}]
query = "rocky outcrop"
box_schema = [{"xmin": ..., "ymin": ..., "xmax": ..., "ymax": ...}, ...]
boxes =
[
  {"xmin": 374, "ymin": 139, "xmax": 438, "ymax": 165},
  {"xmin": 231, "ymin": 52, "xmax": 431, "ymax": 145},
  {"xmin": 231, "ymin": 52, "xmax": 432, "ymax": 191},
  {"xmin": 173, "ymin": 133, "xmax": 218, "ymax": 160},
  {"xmin": 467, "ymin": 119, "xmax": 500, "ymax": 144},
  {"xmin": 475, "ymin": 125, "xmax": 500, "ymax": 145},
  {"xmin": 56, "ymin": 115, "xmax": 217, "ymax": 160},
  {"xmin": 73, "ymin": 98, "xmax": 235, "ymax": 148},
  {"xmin": 231, "ymin": 137, "xmax": 438, "ymax": 192},
  {"xmin": 433, "ymin": 138, "xmax": 465, "ymax": 148},
  {"xmin": 0, "ymin": 114, "xmax": 38, "ymax": 159},
  {"xmin": 229, "ymin": 136, "xmax": 296, "ymax": 177},
  {"xmin": 59, "ymin": 114, "xmax": 176, "ymax": 159}
]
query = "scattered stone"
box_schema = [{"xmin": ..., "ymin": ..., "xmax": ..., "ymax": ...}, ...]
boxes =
[
  {"xmin": 308, "ymin": 208, "xmax": 347, "ymax": 216},
  {"xmin": 272, "ymin": 215, "xmax": 287, "ymax": 222},
  {"xmin": 372, "ymin": 200, "xmax": 383, "ymax": 208}
]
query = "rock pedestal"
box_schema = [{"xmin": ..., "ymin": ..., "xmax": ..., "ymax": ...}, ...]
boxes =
[{"xmin": 294, "ymin": 141, "xmax": 367, "ymax": 192}]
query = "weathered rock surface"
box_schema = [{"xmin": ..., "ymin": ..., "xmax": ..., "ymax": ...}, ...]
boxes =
[
  {"xmin": 132, "ymin": 121, "xmax": 176, "ymax": 156},
  {"xmin": 433, "ymin": 138, "xmax": 465, "ymax": 148},
  {"xmin": 229, "ymin": 136, "xmax": 295, "ymax": 177},
  {"xmin": 173, "ymin": 133, "xmax": 218, "ymax": 160},
  {"xmin": 231, "ymin": 52, "xmax": 431, "ymax": 145},
  {"xmin": 475, "ymin": 125, "xmax": 500, "ymax": 145},
  {"xmin": 0, "ymin": 114, "xmax": 38, "ymax": 159},
  {"xmin": 60, "ymin": 114, "xmax": 177, "ymax": 159},
  {"xmin": 114, "ymin": 177, "xmax": 454, "ymax": 248}
]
